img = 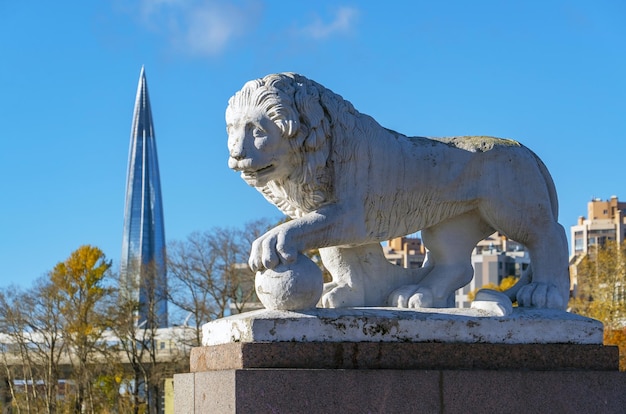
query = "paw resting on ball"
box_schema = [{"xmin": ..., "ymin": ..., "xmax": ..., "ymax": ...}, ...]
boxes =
[{"xmin": 255, "ymin": 254, "xmax": 323, "ymax": 311}]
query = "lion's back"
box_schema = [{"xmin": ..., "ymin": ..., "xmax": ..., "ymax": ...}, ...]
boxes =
[
  {"xmin": 429, "ymin": 136, "xmax": 522, "ymax": 153},
  {"xmin": 348, "ymin": 132, "xmax": 555, "ymax": 237}
]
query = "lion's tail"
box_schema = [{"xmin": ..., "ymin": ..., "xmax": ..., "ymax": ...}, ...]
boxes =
[
  {"xmin": 501, "ymin": 264, "xmax": 532, "ymax": 302},
  {"xmin": 473, "ymin": 264, "xmax": 531, "ymax": 314}
]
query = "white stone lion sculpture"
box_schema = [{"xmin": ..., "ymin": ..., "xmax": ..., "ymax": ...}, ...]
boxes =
[{"xmin": 226, "ymin": 72, "xmax": 570, "ymax": 311}]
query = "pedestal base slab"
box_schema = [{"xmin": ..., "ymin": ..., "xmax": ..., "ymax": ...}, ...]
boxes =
[
  {"xmin": 174, "ymin": 369, "xmax": 626, "ymax": 414},
  {"xmin": 202, "ymin": 307, "xmax": 603, "ymax": 345}
]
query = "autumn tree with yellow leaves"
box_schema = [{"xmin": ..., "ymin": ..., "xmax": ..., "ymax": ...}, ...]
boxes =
[
  {"xmin": 569, "ymin": 241, "xmax": 626, "ymax": 370},
  {"xmin": 466, "ymin": 276, "xmax": 519, "ymax": 302},
  {"xmin": 0, "ymin": 245, "xmax": 118, "ymax": 413},
  {"xmin": 49, "ymin": 245, "xmax": 114, "ymax": 413}
]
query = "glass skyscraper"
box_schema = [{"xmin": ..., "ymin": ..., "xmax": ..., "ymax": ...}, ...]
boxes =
[{"xmin": 120, "ymin": 66, "xmax": 168, "ymax": 328}]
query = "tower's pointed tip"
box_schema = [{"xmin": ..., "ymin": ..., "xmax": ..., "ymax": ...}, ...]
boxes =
[{"xmin": 140, "ymin": 65, "xmax": 146, "ymax": 77}]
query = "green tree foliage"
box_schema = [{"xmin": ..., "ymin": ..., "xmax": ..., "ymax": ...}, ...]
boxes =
[{"xmin": 569, "ymin": 241, "xmax": 626, "ymax": 370}]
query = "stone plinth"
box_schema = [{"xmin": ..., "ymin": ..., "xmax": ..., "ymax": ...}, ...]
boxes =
[
  {"xmin": 175, "ymin": 309, "xmax": 624, "ymax": 414},
  {"xmin": 175, "ymin": 369, "xmax": 626, "ymax": 414},
  {"xmin": 202, "ymin": 307, "xmax": 603, "ymax": 345}
]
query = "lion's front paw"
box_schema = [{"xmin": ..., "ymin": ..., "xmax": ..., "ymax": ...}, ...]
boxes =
[
  {"xmin": 249, "ymin": 228, "xmax": 298, "ymax": 272},
  {"xmin": 387, "ymin": 285, "xmax": 434, "ymax": 308},
  {"xmin": 516, "ymin": 282, "xmax": 565, "ymax": 309}
]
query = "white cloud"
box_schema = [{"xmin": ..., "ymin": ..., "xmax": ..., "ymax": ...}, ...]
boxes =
[
  {"xmin": 126, "ymin": 2, "xmax": 358, "ymax": 57},
  {"xmin": 137, "ymin": 0, "xmax": 260, "ymax": 57},
  {"xmin": 301, "ymin": 6, "xmax": 359, "ymax": 39}
]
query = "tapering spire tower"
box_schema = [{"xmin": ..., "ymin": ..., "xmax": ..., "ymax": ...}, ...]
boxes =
[{"xmin": 121, "ymin": 66, "xmax": 168, "ymax": 328}]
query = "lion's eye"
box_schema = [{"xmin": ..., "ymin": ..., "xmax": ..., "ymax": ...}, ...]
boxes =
[{"xmin": 252, "ymin": 127, "xmax": 266, "ymax": 138}]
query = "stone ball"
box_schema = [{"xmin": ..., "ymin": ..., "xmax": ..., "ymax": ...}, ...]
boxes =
[{"xmin": 255, "ymin": 254, "xmax": 323, "ymax": 311}]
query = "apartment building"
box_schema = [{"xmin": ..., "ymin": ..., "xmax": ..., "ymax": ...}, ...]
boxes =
[
  {"xmin": 384, "ymin": 233, "xmax": 529, "ymax": 308},
  {"xmin": 383, "ymin": 235, "xmax": 426, "ymax": 269},
  {"xmin": 570, "ymin": 196, "xmax": 626, "ymax": 257},
  {"xmin": 569, "ymin": 196, "xmax": 626, "ymax": 296}
]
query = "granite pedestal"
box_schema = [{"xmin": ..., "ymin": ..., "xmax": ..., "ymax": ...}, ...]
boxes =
[{"xmin": 174, "ymin": 308, "xmax": 626, "ymax": 413}]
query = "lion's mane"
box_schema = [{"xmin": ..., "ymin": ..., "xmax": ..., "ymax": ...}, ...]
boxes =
[{"xmin": 226, "ymin": 73, "xmax": 381, "ymax": 218}]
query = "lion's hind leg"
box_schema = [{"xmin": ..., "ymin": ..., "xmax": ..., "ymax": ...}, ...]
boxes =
[
  {"xmin": 481, "ymin": 195, "xmax": 570, "ymax": 309},
  {"xmin": 512, "ymin": 221, "xmax": 570, "ymax": 309},
  {"xmin": 388, "ymin": 211, "xmax": 493, "ymax": 308}
]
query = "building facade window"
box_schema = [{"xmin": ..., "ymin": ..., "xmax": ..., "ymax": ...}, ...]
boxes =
[{"xmin": 574, "ymin": 238, "xmax": 584, "ymax": 252}]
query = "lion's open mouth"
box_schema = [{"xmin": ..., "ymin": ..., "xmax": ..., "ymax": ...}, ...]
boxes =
[
  {"xmin": 254, "ymin": 164, "xmax": 274, "ymax": 174},
  {"xmin": 241, "ymin": 164, "xmax": 276, "ymax": 185},
  {"xmin": 243, "ymin": 164, "xmax": 274, "ymax": 177}
]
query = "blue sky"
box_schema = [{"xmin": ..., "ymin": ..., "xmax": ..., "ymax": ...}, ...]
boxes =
[{"xmin": 1, "ymin": 1, "xmax": 624, "ymax": 288}]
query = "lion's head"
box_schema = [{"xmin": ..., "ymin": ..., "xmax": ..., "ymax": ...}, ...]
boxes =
[{"xmin": 226, "ymin": 73, "xmax": 362, "ymax": 218}]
